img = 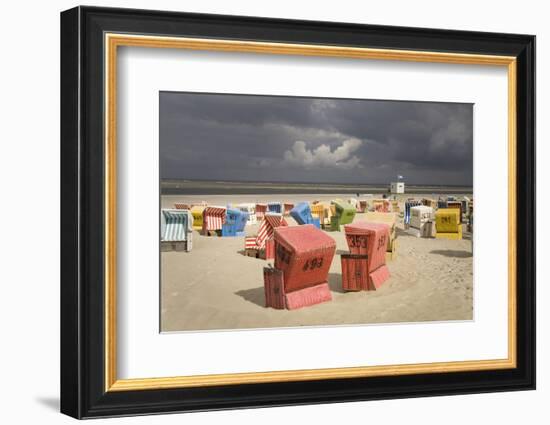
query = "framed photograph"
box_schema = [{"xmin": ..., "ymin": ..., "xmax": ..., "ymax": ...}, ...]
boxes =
[{"xmin": 60, "ymin": 6, "xmax": 535, "ymax": 419}]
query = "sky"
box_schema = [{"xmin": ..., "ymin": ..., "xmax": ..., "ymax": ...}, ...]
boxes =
[{"xmin": 160, "ymin": 92, "xmax": 473, "ymax": 186}]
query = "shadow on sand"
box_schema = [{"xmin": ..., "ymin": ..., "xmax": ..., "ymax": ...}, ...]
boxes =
[
  {"xmin": 328, "ymin": 272, "xmax": 346, "ymax": 293},
  {"xmin": 395, "ymin": 227, "xmax": 415, "ymax": 237},
  {"xmin": 236, "ymin": 272, "xmax": 346, "ymax": 306},
  {"xmin": 397, "ymin": 227, "xmax": 473, "ymax": 242},
  {"xmin": 235, "ymin": 287, "xmax": 265, "ymax": 307},
  {"xmin": 430, "ymin": 249, "xmax": 472, "ymax": 258}
]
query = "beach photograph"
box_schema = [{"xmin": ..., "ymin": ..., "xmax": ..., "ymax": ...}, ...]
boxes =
[{"xmin": 159, "ymin": 92, "xmax": 473, "ymax": 332}]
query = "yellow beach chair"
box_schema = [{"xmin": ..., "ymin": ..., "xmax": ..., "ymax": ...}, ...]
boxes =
[
  {"xmin": 435, "ymin": 208, "xmax": 462, "ymax": 240},
  {"xmin": 190, "ymin": 205, "xmax": 206, "ymax": 230}
]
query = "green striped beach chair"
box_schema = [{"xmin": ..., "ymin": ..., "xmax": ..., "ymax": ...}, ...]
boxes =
[{"xmin": 161, "ymin": 209, "xmax": 193, "ymax": 252}]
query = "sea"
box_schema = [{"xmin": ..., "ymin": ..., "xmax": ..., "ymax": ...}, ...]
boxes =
[{"xmin": 161, "ymin": 179, "xmax": 473, "ymax": 195}]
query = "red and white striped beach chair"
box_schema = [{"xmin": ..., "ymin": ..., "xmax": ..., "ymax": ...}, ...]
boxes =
[
  {"xmin": 283, "ymin": 202, "xmax": 294, "ymax": 216},
  {"xmin": 201, "ymin": 206, "xmax": 226, "ymax": 236},
  {"xmin": 256, "ymin": 214, "xmax": 288, "ymax": 249},
  {"xmin": 174, "ymin": 202, "xmax": 191, "ymax": 210},
  {"xmin": 244, "ymin": 236, "xmax": 257, "ymax": 249},
  {"xmin": 255, "ymin": 203, "xmax": 267, "ymax": 221},
  {"xmin": 373, "ymin": 199, "xmax": 390, "ymax": 213},
  {"xmin": 244, "ymin": 213, "xmax": 288, "ymax": 259}
]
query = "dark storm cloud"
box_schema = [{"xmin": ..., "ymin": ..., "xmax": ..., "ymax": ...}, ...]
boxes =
[{"xmin": 160, "ymin": 92, "xmax": 473, "ymax": 185}]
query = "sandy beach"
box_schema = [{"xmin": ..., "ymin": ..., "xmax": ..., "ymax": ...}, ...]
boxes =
[{"xmin": 160, "ymin": 193, "xmax": 473, "ymax": 332}]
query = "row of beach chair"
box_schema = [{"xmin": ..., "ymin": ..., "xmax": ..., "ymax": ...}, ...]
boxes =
[{"xmin": 161, "ymin": 196, "xmax": 472, "ymax": 252}]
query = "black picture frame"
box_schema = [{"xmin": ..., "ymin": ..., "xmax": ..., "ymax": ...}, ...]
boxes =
[{"xmin": 60, "ymin": 5, "xmax": 535, "ymax": 419}]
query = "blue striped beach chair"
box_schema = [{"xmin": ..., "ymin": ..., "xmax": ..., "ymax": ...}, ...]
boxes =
[
  {"xmin": 404, "ymin": 200, "xmax": 422, "ymax": 226},
  {"xmin": 161, "ymin": 209, "xmax": 193, "ymax": 251}
]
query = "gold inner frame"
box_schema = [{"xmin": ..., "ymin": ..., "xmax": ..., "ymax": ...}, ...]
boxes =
[{"xmin": 104, "ymin": 33, "xmax": 517, "ymax": 392}]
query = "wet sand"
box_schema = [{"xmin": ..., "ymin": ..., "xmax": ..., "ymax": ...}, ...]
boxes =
[{"xmin": 161, "ymin": 194, "xmax": 473, "ymax": 332}]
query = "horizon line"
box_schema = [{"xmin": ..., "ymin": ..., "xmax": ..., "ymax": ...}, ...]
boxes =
[{"xmin": 160, "ymin": 178, "xmax": 473, "ymax": 188}]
